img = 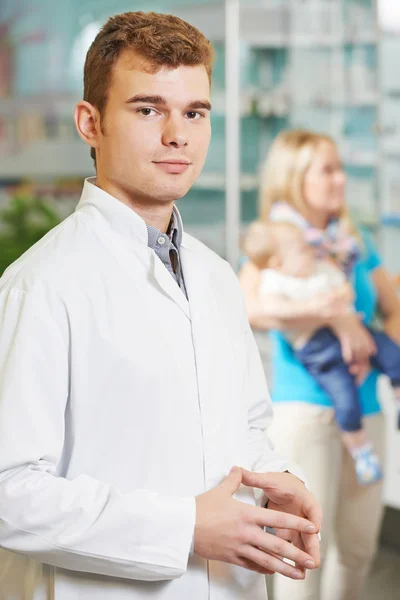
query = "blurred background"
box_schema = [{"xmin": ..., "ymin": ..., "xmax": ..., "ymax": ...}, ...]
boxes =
[
  {"xmin": 1, "ymin": 0, "xmax": 400, "ymax": 594},
  {"xmin": 1, "ymin": 0, "xmax": 400, "ymax": 265}
]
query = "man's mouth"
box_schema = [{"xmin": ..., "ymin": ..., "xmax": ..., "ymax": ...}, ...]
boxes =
[{"xmin": 153, "ymin": 160, "xmax": 191, "ymax": 174}]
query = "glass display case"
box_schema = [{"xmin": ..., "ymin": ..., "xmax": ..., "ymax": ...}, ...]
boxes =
[
  {"xmin": 376, "ymin": 0, "xmax": 400, "ymax": 512},
  {"xmin": 378, "ymin": 1, "xmax": 400, "ymax": 277},
  {"xmin": 173, "ymin": 0, "xmax": 382, "ymax": 265}
]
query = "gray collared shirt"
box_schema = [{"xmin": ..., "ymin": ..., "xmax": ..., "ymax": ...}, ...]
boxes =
[{"xmin": 146, "ymin": 209, "xmax": 187, "ymax": 298}]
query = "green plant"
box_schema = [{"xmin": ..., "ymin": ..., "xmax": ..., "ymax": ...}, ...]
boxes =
[{"xmin": 0, "ymin": 194, "xmax": 61, "ymax": 276}]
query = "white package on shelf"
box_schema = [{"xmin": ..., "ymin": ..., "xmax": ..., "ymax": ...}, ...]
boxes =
[{"xmin": 290, "ymin": 0, "xmax": 342, "ymax": 43}]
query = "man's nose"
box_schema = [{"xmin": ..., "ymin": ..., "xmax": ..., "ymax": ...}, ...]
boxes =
[{"xmin": 161, "ymin": 115, "xmax": 188, "ymax": 148}]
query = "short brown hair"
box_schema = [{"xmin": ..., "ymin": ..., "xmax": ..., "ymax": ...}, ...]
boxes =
[{"xmin": 83, "ymin": 11, "xmax": 215, "ymax": 162}]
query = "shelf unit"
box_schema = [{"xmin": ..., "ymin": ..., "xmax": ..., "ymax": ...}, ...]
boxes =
[
  {"xmin": 170, "ymin": 0, "xmax": 381, "ymax": 265},
  {"xmin": 1, "ymin": 0, "xmax": 398, "ymax": 267}
]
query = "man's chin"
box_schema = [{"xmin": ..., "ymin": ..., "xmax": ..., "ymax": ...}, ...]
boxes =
[{"xmin": 154, "ymin": 181, "xmax": 195, "ymax": 202}]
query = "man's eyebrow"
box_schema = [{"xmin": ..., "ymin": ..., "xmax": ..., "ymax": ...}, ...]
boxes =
[
  {"xmin": 125, "ymin": 94, "xmax": 167, "ymax": 105},
  {"xmin": 125, "ymin": 95, "xmax": 212, "ymax": 112},
  {"xmin": 187, "ymin": 100, "xmax": 212, "ymax": 111}
]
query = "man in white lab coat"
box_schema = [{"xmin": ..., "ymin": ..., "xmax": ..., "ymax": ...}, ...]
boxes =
[{"xmin": 0, "ymin": 11, "xmax": 321, "ymax": 600}]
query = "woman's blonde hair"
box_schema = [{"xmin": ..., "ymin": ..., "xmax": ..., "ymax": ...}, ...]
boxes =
[{"xmin": 259, "ymin": 129, "xmax": 355, "ymax": 234}]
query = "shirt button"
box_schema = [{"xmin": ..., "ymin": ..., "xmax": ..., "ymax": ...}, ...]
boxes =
[{"xmin": 157, "ymin": 236, "xmax": 166, "ymax": 245}]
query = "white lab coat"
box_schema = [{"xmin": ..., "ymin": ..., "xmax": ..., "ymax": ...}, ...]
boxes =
[{"xmin": 0, "ymin": 179, "xmax": 303, "ymax": 600}]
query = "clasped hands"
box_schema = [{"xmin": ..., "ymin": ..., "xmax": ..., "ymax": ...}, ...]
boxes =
[{"xmin": 194, "ymin": 467, "xmax": 322, "ymax": 580}]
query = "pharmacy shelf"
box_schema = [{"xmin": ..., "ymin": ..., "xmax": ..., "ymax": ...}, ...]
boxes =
[
  {"xmin": 255, "ymin": 100, "xmax": 378, "ymax": 118},
  {"xmin": 193, "ymin": 172, "xmax": 258, "ymax": 191},
  {"xmin": 381, "ymin": 215, "xmax": 400, "ymax": 227},
  {"xmin": 0, "ymin": 140, "xmax": 94, "ymax": 179},
  {"xmin": 248, "ymin": 34, "xmax": 377, "ymax": 49},
  {"xmin": 171, "ymin": 3, "xmax": 376, "ymax": 48},
  {"xmin": 342, "ymin": 152, "xmax": 378, "ymax": 168},
  {"xmin": 384, "ymin": 151, "xmax": 400, "ymax": 160},
  {"xmin": 0, "ymin": 95, "xmax": 78, "ymax": 116},
  {"xmin": 211, "ymin": 93, "xmax": 378, "ymax": 119}
]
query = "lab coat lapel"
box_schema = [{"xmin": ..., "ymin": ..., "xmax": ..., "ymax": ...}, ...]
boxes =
[
  {"xmin": 77, "ymin": 181, "xmax": 191, "ymax": 320},
  {"xmin": 179, "ymin": 242, "xmax": 215, "ymax": 399},
  {"xmin": 179, "ymin": 242, "xmax": 211, "ymax": 325},
  {"xmin": 151, "ymin": 251, "xmax": 191, "ymax": 320}
]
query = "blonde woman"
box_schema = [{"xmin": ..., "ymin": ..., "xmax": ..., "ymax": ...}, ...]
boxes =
[{"xmin": 239, "ymin": 129, "xmax": 400, "ymax": 600}]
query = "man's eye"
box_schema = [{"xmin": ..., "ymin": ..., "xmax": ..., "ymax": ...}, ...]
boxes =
[
  {"xmin": 139, "ymin": 108, "xmax": 156, "ymax": 116},
  {"xmin": 186, "ymin": 111, "xmax": 202, "ymax": 120}
]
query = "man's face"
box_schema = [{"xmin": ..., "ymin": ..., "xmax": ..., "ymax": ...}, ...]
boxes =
[{"xmin": 95, "ymin": 51, "xmax": 212, "ymax": 204}]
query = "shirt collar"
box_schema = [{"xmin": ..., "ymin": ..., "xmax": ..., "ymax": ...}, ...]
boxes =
[
  {"xmin": 146, "ymin": 208, "xmax": 183, "ymax": 251},
  {"xmin": 76, "ymin": 177, "xmax": 184, "ymax": 247},
  {"xmin": 168, "ymin": 207, "xmax": 183, "ymax": 247}
]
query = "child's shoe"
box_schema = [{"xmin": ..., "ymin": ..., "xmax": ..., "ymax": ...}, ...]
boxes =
[{"xmin": 351, "ymin": 444, "xmax": 383, "ymax": 485}]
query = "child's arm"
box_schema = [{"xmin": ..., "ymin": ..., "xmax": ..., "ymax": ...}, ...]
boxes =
[
  {"xmin": 319, "ymin": 259, "xmax": 355, "ymax": 299},
  {"xmin": 334, "ymin": 281, "xmax": 354, "ymax": 308},
  {"xmin": 239, "ymin": 261, "xmax": 350, "ymax": 331}
]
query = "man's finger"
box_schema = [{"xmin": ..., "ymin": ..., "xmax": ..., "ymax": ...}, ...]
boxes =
[
  {"xmin": 252, "ymin": 528, "xmax": 317, "ymax": 569},
  {"xmin": 242, "ymin": 547, "xmax": 305, "ymax": 580},
  {"xmin": 285, "ymin": 531, "xmax": 307, "ymax": 570},
  {"xmin": 236, "ymin": 557, "xmax": 275, "ymax": 576},
  {"xmin": 253, "ymin": 507, "xmax": 317, "ymax": 534},
  {"xmin": 240, "ymin": 469, "xmax": 295, "ymax": 501},
  {"xmin": 301, "ymin": 532, "xmax": 321, "ymax": 568},
  {"xmin": 274, "ymin": 528, "xmax": 296, "ymax": 543},
  {"xmin": 239, "ymin": 468, "xmax": 263, "ymax": 486},
  {"xmin": 240, "ymin": 468, "xmax": 281, "ymax": 488},
  {"xmin": 302, "ymin": 493, "xmax": 323, "ymax": 531},
  {"xmin": 220, "ymin": 466, "xmax": 242, "ymax": 495},
  {"xmin": 275, "ymin": 529, "xmax": 307, "ymax": 567}
]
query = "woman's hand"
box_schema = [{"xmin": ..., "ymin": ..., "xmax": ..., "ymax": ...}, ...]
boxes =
[
  {"xmin": 332, "ymin": 314, "xmax": 377, "ymax": 364},
  {"xmin": 372, "ymin": 267, "xmax": 400, "ymax": 344},
  {"xmin": 309, "ymin": 285, "xmax": 353, "ymax": 319},
  {"xmin": 348, "ymin": 360, "xmax": 372, "ymax": 385}
]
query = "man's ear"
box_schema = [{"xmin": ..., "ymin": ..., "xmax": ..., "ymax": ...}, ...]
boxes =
[{"xmin": 74, "ymin": 100, "xmax": 101, "ymax": 152}]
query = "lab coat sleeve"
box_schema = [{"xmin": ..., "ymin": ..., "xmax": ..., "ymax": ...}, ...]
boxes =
[
  {"xmin": 0, "ymin": 286, "xmax": 195, "ymax": 581},
  {"xmin": 245, "ymin": 327, "xmax": 320, "ymax": 540},
  {"xmin": 244, "ymin": 323, "xmax": 306, "ymax": 494}
]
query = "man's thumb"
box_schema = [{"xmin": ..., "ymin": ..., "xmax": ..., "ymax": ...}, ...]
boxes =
[{"xmin": 221, "ymin": 466, "xmax": 242, "ymax": 495}]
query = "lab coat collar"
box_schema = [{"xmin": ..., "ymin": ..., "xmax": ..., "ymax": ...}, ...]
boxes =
[
  {"xmin": 77, "ymin": 178, "xmax": 191, "ymax": 320},
  {"xmin": 76, "ymin": 177, "xmax": 185, "ymax": 248}
]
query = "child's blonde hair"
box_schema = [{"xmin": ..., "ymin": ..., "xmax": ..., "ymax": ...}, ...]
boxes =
[{"xmin": 242, "ymin": 220, "xmax": 302, "ymax": 269}]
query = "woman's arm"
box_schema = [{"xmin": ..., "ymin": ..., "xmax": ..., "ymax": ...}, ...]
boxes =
[
  {"xmin": 338, "ymin": 266, "xmax": 400, "ymax": 382},
  {"xmin": 238, "ymin": 261, "xmax": 349, "ymax": 331},
  {"xmin": 372, "ymin": 266, "xmax": 400, "ymax": 344}
]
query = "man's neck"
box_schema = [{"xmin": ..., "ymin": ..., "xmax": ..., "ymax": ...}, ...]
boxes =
[{"xmin": 95, "ymin": 177, "xmax": 174, "ymax": 233}]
